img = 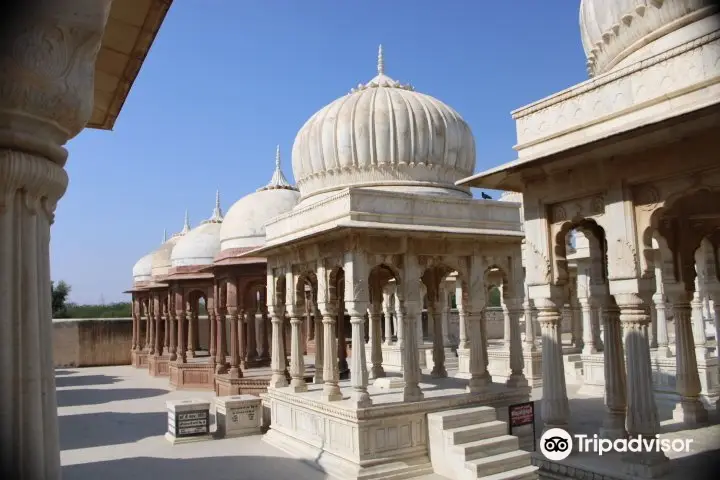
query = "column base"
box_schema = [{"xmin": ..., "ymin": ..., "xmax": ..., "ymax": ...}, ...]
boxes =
[
  {"xmin": 402, "ymin": 388, "xmax": 424, "ymax": 402},
  {"xmin": 599, "ymin": 411, "xmax": 627, "ymax": 440},
  {"xmin": 431, "ymin": 366, "xmax": 448, "ymax": 378},
  {"xmin": 672, "ymin": 398, "xmax": 709, "ymax": 425},
  {"xmin": 321, "ymin": 384, "xmax": 342, "ymax": 402},
  {"xmin": 654, "ymin": 346, "xmax": 673, "ymax": 358},
  {"xmin": 313, "ymin": 372, "xmax": 324, "ymax": 385},
  {"xmin": 269, "ymin": 374, "xmax": 288, "ymax": 389},
  {"xmin": 505, "ymin": 374, "xmax": 528, "ymax": 388},
  {"xmin": 369, "ymin": 365, "xmax": 386, "ymax": 380},
  {"xmin": 621, "ymin": 450, "xmax": 669, "ymax": 479},
  {"xmin": 348, "ymin": 391, "xmax": 372, "ymax": 408},
  {"xmin": 289, "ymin": 380, "xmax": 308, "ymax": 393}
]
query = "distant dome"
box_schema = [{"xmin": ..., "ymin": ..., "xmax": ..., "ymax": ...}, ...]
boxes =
[
  {"xmin": 171, "ymin": 193, "xmax": 224, "ymax": 267},
  {"xmin": 291, "ymin": 46, "xmax": 476, "ymax": 204},
  {"xmin": 151, "ymin": 214, "xmax": 191, "ymax": 277},
  {"xmin": 580, "ymin": 0, "xmax": 719, "ymax": 76},
  {"xmin": 220, "ymin": 146, "xmax": 300, "ymax": 251},
  {"xmin": 132, "ymin": 253, "xmax": 154, "ymax": 283}
]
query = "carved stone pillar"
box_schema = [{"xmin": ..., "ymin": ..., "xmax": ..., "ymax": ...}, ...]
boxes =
[
  {"xmin": 303, "ymin": 296, "xmax": 312, "ymax": 355},
  {"xmin": 439, "ymin": 284, "xmax": 452, "ymax": 347},
  {"xmin": 207, "ymin": 292, "xmax": 216, "ymax": 369},
  {"xmin": 175, "ymin": 289, "xmax": 186, "ymax": 363},
  {"xmin": 691, "ymin": 278, "xmax": 709, "ymax": 359},
  {"xmin": 337, "ymin": 311, "xmax": 348, "ymax": 375},
  {"xmin": 348, "ymin": 303, "xmax": 371, "ymax": 407},
  {"xmin": 523, "ymin": 293, "xmax": 536, "ymax": 352},
  {"xmin": 670, "ymin": 294, "xmax": 708, "ymax": 424},
  {"xmin": 168, "ymin": 294, "xmax": 177, "ymax": 361},
  {"xmin": 501, "ymin": 291, "xmax": 511, "ymax": 351},
  {"xmin": 535, "ymin": 295, "xmax": 570, "ymax": 430},
  {"xmin": 147, "ymin": 300, "xmax": 154, "ymax": 354},
  {"xmin": 368, "ymin": 301, "xmax": 385, "ymax": 379},
  {"xmin": 131, "ymin": 298, "xmax": 139, "ymax": 352},
  {"xmin": 320, "ymin": 304, "xmax": 341, "ymax": 401},
  {"xmin": 430, "ymin": 297, "xmax": 447, "ymax": 378},
  {"xmin": 227, "ymin": 278, "xmax": 241, "ymax": 377},
  {"xmin": 506, "ymin": 298, "xmax": 526, "ymax": 387},
  {"xmin": 570, "ymin": 296, "xmax": 583, "ymax": 351},
  {"xmin": 260, "ymin": 309, "xmax": 270, "ymax": 363},
  {"xmin": 153, "ymin": 295, "xmax": 162, "ymax": 356},
  {"xmin": 653, "ymin": 286, "xmax": 671, "ymax": 358},
  {"xmin": 0, "ymin": 9, "xmax": 113, "ymax": 479},
  {"xmin": 313, "ymin": 305, "xmax": 324, "ymax": 384},
  {"xmin": 382, "ymin": 287, "xmax": 394, "ymax": 345},
  {"xmin": 579, "ymin": 296, "xmax": 597, "ymax": 354},
  {"xmin": 599, "ymin": 297, "xmax": 627, "ymax": 440},
  {"xmin": 467, "ymin": 308, "xmax": 490, "ymax": 393},
  {"xmin": 269, "ymin": 305, "xmax": 288, "ymax": 388},
  {"xmin": 457, "ymin": 284, "xmax": 468, "ymax": 350},
  {"xmin": 215, "ymin": 288, "xmax": 228, "ymax": 373},
  {"xmin": 245, "ymin": 310, "xmax": 257, "ymax": 363},
  {"xmin": 163, "ymin": 300, "xmax": 170, "ymax": 353},
  {"xmin": 186, "ymin": 300, "xmax": 196, "ymax": 359},
  {"xmin": 400, "ymin": 299, "xmax": 423, "ymax": 401},
  {"xmin": 288, "ymin": 310, "xmax": 307, "ymax": 392}
]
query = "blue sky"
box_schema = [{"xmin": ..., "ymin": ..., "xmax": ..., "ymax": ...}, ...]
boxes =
[{"xmin": 53, "ymin": 1, "xmax": 588, "ymax": 304}]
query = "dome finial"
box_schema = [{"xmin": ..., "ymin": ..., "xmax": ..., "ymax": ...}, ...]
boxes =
[
  {"xmin": 377, "ymin": 44, "xmax": 384, "ymax": 75},
  {"xmin": 257, "ymin": 144, "xmax": 298, "ymax": 192},
  {"xmin": 207, "ymin": 189, "xmax": 223, "ymax": 223},
  {"xmin": 181, "ymin": 210, "xmax": 190, "ymax": 234}
]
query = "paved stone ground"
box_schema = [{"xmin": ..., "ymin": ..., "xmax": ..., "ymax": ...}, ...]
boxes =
[{"xmin": 57, "ymin": 364, "xmax": 720, "ymax": 480}]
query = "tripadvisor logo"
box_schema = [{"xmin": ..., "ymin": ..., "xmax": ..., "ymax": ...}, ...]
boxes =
[{"xmin": 540, "ymin": 428, "xmax": 693, "ymax": 461}]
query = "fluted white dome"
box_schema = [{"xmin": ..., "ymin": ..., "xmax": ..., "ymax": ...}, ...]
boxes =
[
  {"xmin": 171, "ymin": 194, "xmax": 224, "ymax": 267},
  {"xmin": 580, "ymin": 0, "xmax": 719, "ymax": 76},
  {"xmin": 220, "ymin": 146, "xmax": 300, "ymax": 251},
  {"xmin": 132, "ymin": 253, "xmax": 154, "ymax": 283},
  {"xmin": 291, "ymin": 46, "xmax": 476, "ymax": 204}
]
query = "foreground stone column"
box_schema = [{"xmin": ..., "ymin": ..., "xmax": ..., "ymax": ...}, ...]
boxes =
[
  {"xmin": 400, "ymin": 299, "xmax": 423, "ymax": 401},
  {"xmin": 313, "ymin": 305, "xmax": 324, "ymax": 384},
  {"xmin": 175, "ymin": 290, "xmax": 187, "ymax": 363},
  {"xmin": 506, "ymin": 298, "xmax": 526, "ymax": 387},
  {"xmin": 269, "ymin": 305, "xmax": 288, "ymax": 388},
  {"xmin": 535, "ymin": 295, "xmax": 570, "ymax": 430},
  {"xmin": 288, "ymin": 310, "xmax": 307, "ymax": 392},
  {"xmin": 430, "ymin": 299, "xmax": 447, "ymax": 378},
  {"xmin": 600, "ymin": 298, "xmax": 627, "ymax": 440},
  {"xmin": 0, "ymin": 5, "xmax": 112, "ymax": 477},
  {"xmin": 320, "ymin": 304, "xmax": 341, "ymax": 401},
  {"xmin": 368, "ymin": 301, "xmax": 385, "ymax": 379},
  {"xmin": 348, "ymin": 301, "xmax": 371, "ymax": 407},
  {"xmin": 670, "ymin": 294, "xmax": 708, "ymax": 424}
]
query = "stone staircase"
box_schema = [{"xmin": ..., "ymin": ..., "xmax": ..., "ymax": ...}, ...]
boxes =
[{"xmin": 428, "ymin": 406, "xmax": 538, "ymax": 480}]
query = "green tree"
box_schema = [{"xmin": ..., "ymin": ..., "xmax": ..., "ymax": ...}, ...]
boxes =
[
  {"xmin": 51, "ymin": 280, "xmax": 71, "ymax": 318},
  {"xmin": 488, "ymin": 286, "xmax": 501, "ymax": 307}
]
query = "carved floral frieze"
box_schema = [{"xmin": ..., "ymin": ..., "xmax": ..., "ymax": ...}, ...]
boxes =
[{"xmin": 549, "ymin": 194, "xmax": 605, "ymax": 224}]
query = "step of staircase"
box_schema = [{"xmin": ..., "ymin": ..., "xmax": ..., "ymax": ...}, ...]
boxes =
[
  {"xmin": 478, "ymin": 465, "xmax": 539, "ymax": 480},
  {"xmin": 465, "ymin": 450, "xmax": 531, "ymax": 478},
  {"xmin": 428, "ymin": 405, "xmax": 497, "ymax": 430},
  {"xmin": 444, "ymin": 420, "xmax": 507, "ymax": 445},
  {"xmin": 452, "ymin": 434, "xmax": 519, "ymax": 461}
]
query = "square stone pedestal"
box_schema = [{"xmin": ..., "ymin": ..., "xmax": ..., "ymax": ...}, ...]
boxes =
[
  {"xmin": 263, "ymin": 377, "xmax": 531, "ymax": 480},
  {"xmin": 165, "ymin": 399, "xmax": 212, "ymax": 444},
  {"xmin": 131, "ymin": 350, "xmax": 149, "ymax": 368},
  {"xmin": 365, "ymin": 343, "xmax": 432, "ymax": 372},
  {"xmin": 169, "ymin": 360, "xmax": 215, "ymax": 390},
  {"xmin": 148, "ymin": 354, "xmax": 170, "ymax": 377},
  {"xmin": 215, "ymin": 394, "xmax": 262, "ymax": 438}
]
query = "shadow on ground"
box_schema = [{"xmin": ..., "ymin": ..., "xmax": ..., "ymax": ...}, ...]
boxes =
[
  {"xmin": 56, "ymin": 369, "xmax": 78, "ymax": 376},
  {"xmin": 59, "ymin": 411, "xmax": 166, "ymax": 450},
  {"xmin": 56, "ymin": 374, "xmax": 121, "ymax": 388},
  {"xmin": 57, "ymin": 388, "xmax": 167, "ymax": 407},
  {"xmin": 62, "ymin": 455, "xmax": 326, "ymax": 480}
]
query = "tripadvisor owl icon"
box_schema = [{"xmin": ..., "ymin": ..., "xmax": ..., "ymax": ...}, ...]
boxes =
[{"xmin": 540, "ymin": 428, "xmax": 573, "ymax": 461}]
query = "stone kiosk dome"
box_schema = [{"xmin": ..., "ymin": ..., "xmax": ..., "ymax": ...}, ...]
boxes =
[
  {"xmin": 150, "ymin": 214, "xmax": 190, "ymax": 278},
  {"xmin": 170, "ymin": 193, "xmax": 224, "ymax": 267},
  {"xmin": 132, "ymin": 253, "xmax": 154, "ymax": 284},
  {"xmin": 292, "ymin": 45, "xmax": 476, "ymax": 205},
  {"xmin": 220, "ymin": 146, "xmax": 300, "ymax": 251},
  {"xmin": 580, "ymin": 0, "xmax": 719, "ymax": 76}
]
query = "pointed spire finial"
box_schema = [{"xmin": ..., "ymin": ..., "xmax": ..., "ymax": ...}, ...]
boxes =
[
  {"xmin": 181, "ymin": 210, "xmax": 190, "ymax": 234},
  {"xmin": 208, "ymin": 189, "xmax": 223, "ymax": 222},
  {"xmin": 162, "ymin": 229, "xmax": 167, "ymax": 244},
  {"xmin": 377, "ymin": 44, "xmax": 384, "ymax": 75},
  {"xmin": 257, "ymin": 144, "xmax": 298, "ymax": 192},
  {"xmin": 275, "ymin": 145, "xmax": 281, "ymax": 170}
]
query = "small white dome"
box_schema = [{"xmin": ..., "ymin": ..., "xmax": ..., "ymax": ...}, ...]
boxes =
[
  {"xmin": 580, "ymin": 0, "xmax": 718, "ymax": 76},
  {"xmin": 151, "ymin": 214, "xmax": 191, "ymax": 277},
  {"xmin": 291, "ymin": 46, "xmax": 475, "ymax": 203},
  {"xmin": 171, "ymin": 222, "xmax": 223, "ymax": 267},
  {"xmin": 220, "ymin": 147, "xmax": 300, "ymax": 251},
  {"xmin": 170, "ymin": 193, "xmax": 224, "ymax": 267},
  {"xmin": 132, "ymin": 253, "xmax": 154, "ymax": 283}
]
